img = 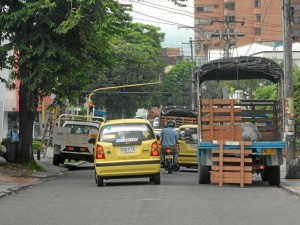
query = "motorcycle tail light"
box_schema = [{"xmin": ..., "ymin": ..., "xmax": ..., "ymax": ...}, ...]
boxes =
[
  {"xmin": 96, "ymin": 145, "xmax": 105, "ymax": 159},
  {"xmin": 166, "ymin": 148, "xmax": 172, "ymax": 154},
  {"xmin": 150, "ymin": 142, "xmax": 159, "ymax": 156}
]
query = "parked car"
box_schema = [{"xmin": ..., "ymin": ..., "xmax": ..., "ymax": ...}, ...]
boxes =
[
  {"xmin": 152, "ymin": 117, "xmax": 159, "ymax": 128},
  {"xmin": 177, "ymin": 125, "xmax": 198, "ymax": 168},
  {"xmin": 90, "ymin": 118, "xmax": 161, "ymax": 187}
]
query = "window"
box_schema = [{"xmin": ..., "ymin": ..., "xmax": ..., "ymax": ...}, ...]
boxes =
[
  {"xmin": 224, "ymin": 2, "xmax": 235, "ymax": 10},
  {"xmin": 255, "ymin": 28, "xmax": 261, "ymax": 35},
  {"xmin": 255, "ymin": 14, "xmax": 261, "ymax": 22},
  {"xmin": 195, "ymin": 5, "xmax": 213, "ymax": 12},
  {"xmin": 196, "ymin": 18, "xmax": 212, "ymax": 25},
  {"xmin": 292, "ymin": 4, "xmax": 300, "ymax": 11},
  {"xmin": 294, "ymin": 17, "xmax": 300, "ymax": 24},
  {"xmin": 225, "ymin": 15, "xmax": 235, "ymax": 22},
  {"xmin": 255, "ymin": 0, "xmax": 261, "ymax": 8}
]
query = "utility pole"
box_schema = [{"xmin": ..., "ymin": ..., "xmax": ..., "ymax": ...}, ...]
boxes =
[
  {"xmin": 182, "ymin": 37, "xmax": 195, "ymax": 109},
  {"xmin": 211, "ymin": 18, "xmax": 245, "ymax": 98},
  {"xmin": 210, "ymin": 18, "xmax": 245, "ymax": 57},
  {"xmin": 283, "ymin": 0, "xmax": 300, "ymax": 178}
]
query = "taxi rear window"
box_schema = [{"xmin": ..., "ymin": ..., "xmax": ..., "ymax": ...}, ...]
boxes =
[{"xmin": 99, "ymin": 123, "xmax": 155, "ymax": 143}]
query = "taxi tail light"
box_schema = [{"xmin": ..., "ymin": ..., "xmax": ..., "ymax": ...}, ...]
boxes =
[
  {"xmin": 96, "ymin": 145, "xmax": 105, "ymax": 159},
  {"xmin": 150, "ymin": 142, "xmax": 159, "ymax": 156}
]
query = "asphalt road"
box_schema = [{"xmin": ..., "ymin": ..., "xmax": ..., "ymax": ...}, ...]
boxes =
[{"xmin": 0, "ymin": 165, "xmax": 300, "ymax": 225}]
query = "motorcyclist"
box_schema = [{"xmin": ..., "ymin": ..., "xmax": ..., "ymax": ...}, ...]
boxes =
[{"xmin": 160, "ymin": 120, "xmax": 179, "ymax": 168}]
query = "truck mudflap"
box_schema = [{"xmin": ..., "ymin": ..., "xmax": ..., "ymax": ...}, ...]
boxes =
[{"xmin": 198, "ymin": 141, "xmax": 285, "ymax": 166}]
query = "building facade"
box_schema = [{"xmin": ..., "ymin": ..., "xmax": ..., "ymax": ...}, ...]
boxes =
[{"xmin": 194, "ymin": 0, "xmax": 300, "ymax": 65}]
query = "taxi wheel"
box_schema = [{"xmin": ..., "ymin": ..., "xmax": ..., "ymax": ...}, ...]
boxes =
[
  {"xmin": 96, "ymin": 175, "xmax": 104, "ymax": 187},
  {"xmin": 95, "ymin": 171, "xmax": 104, "ymax": 187},
  {"xmin": 153, "ymin": 173, "xmax": 160, "ymax": 185}
]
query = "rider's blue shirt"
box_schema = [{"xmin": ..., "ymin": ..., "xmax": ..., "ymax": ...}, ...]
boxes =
[{"xmin": 161, "ymin": 127, "xmax": 178, "ymax": 146}]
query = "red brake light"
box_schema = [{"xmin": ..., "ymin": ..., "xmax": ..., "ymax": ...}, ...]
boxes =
[
  {"xmin": 166, "ymin": 148, "xmax": 172, "ymax": 153},
  {"xmin": 96, "ymin": 145, "xmax": 105, "ymax": 159},
  {"xmin": 80, "ymin": 147, "xmax": 88, "ymax": 152},
  {"xmin": 151, "ymin": 142, "xmax": 159, "ymax": 156},
  {"xmin": 66, "ymin": 146, "xmax": 74, "ymax": 151}
]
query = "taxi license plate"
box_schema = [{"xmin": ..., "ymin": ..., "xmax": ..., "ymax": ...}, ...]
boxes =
[
  {"xmin": 165, "ymin": 155, "xmax": 173, "ymax": 159},
  {"xmin": 91, "ymin": 134, "xmax": 97, "ymax": 139},
  {"xmin": 120, "ymin": 146, "xmax": 135, "ymax": 154},
  {"xmin": 190, "ymin": 144, "xmax": 198, "ymax": 149},
  {"xmin": 262, "ymin": 148, "xmax": 276, "ymax": 155}
]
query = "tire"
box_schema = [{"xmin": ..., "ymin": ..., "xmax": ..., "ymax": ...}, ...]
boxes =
[
  {"xmin": 59, "ymin": 154, "xmax": 65, "ymax": 164},
  {"xmin": 198, "ymin": 165, "xmax": 211, "ymax": 184},
  {"xmin": 268, "ymin": 166, "xmax": 280, "ymax": 186},
  {"xmin": 96, "ymin": 175, "xmax": 104, "ymax": 187},
  {"xmin": 53, "ymin": 154, "xmax": 60, "ymax": 166},
  {"xmin": 149, "ymin": 177, "xmax": 154, "ymax": 183},
  {"xmin": 153, "ymin": 173, "xmax": 160, "ymax": 185},
  {"xmin": 261, "ymin": 166, "xmax": 269, "ymax": 181}
]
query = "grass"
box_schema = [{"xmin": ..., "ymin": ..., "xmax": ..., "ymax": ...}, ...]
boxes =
[{"xmin": 0, "ymin": 160, "xmax": 45, "ymax": 177}]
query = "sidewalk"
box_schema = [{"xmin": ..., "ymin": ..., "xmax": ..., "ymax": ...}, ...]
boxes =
[
  {"xmin": 0, "ymin": 148, "xmax": 68, "ymax": 199},
  {"xmin": 1, "ymin": 152, "xmax": 300, "ymax": 198}
]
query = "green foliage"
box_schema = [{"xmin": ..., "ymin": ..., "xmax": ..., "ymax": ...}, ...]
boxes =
[
  {"xmin": 32, "ymin": 141, "xmax": 41, "ymax": 150},
  {"xmin": 0, "ymin": 0, "xmax": 132, "ymax": 161},
  {"xmin": 253, "ymin": 83, "xmax": 277, "ymax": 100},
  {"xmin": 90, "ymin": 23, "xmax": 165, "ymax": 119},
  {"xmin": 0, "ymin": 0, "xmax": 131, "ymax": 106},
  {"xmin": 160, "ymin": 59, "xmax": 192, "ymax": 106},
  {"xmin": 294, "ymin": 71, "xmax": 300, "ymax": 125}
]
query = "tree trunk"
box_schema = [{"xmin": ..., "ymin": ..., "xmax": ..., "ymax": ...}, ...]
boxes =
[{"xmin": 18, "ymin": 70, "xmax": 38, "ymax": 162}]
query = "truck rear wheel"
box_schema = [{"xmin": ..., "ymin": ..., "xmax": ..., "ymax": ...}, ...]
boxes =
[
  {"xmin": 53, "ymin": 154, "xmax": 60, "ymax": 166},
  {"xmin": 261, "ymin": 166, "xmax": 269, "ymax": 181},
  {"xmin": 268, "ymin": 166, "xmax": 280, "ymax": 186},
  {"xmin": 198, "ymin": 165, "xmax": 211, "ymax": 184}
]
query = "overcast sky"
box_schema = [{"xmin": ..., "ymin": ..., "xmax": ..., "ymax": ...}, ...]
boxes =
[{"xmin": 119, "ymin": 0, "xmax": 195, "ymax": 56}]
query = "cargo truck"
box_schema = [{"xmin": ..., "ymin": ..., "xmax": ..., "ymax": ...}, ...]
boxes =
[{"xmin": 195, "ymin": 56, "xmax": 286, "ymax": 187}]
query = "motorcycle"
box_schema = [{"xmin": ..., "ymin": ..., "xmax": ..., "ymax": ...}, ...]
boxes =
[{"xmin": 163, "ymin": 146, "xmax": 180, "ymax": 174}]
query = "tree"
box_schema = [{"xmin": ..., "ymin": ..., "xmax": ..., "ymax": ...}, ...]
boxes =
[
  {"xmin": 160, "ymin": 59, "xmax": 192, "ymax": 106},
  {"xmin": 0, "ymin": 0, "xmax": 131, "ymax": 162},
  {"xmin": 89, "ymin": 23, "xmax": 165, "ymax": 119}
]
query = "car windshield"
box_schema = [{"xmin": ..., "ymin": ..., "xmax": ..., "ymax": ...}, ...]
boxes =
[
  {"xmin": 99, "ymin": 123, "xmax": 155, "ymax": 143},
  {"xmin": 64, "ymin": 124, "xmax": 98, "ymax": 134}
]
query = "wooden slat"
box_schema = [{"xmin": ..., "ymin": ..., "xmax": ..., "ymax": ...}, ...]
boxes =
[
  {"xmin": 201, "ymin": 99, "xmax": 239, "ymax": 104},
  {"xmin": 212, "ymin": 157, "xmax": 252, "ymax": 163},
  {"xmin": 211, "ymin": 165, "xmax": 252, "ymax": 172},
  {"xmin": 211, "ymin": 172, "xmax": 252, "ymax": 184},
  {"xmin": 212, "ymin": 149, "xmax": 252, "ymax": 155}
]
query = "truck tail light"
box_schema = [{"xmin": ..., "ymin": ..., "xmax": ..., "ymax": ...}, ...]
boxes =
[
  {"xmin": 66, "ymin": 146, "xmax": 74, "ymax": 151},
  {"xmin": 150, "ymin": 142, "xmax": 159, "ymax": 156},
  {"xmin": 80, "ymin": 147, "xmax": 88, "ymax": 152},
  {"xmin": 96, "ymin": 145, "xmax": 105, "ymax": 159}
]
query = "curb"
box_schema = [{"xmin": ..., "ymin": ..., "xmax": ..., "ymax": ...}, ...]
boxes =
[{"xmin": 280, "ymin": 181, "xmax": 300, "ymax": 198}]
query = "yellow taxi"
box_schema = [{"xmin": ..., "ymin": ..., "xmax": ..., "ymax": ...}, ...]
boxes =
[
  {"xmin": 177, "ymin": 125, "xmax": 198, "ymax": 168},
  {"xmin": 91, "ymin": 119, "xmax": 161, "ymax": 187}
]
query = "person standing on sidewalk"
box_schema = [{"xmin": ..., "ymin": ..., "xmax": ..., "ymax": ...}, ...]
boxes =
[
  {"xmin": 5, "ymin": 125, "xmax": 19, "ymax": 162},
  {"xmin": 6, "ymin": 125, "xmax": 20, "ymax": 143}
]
